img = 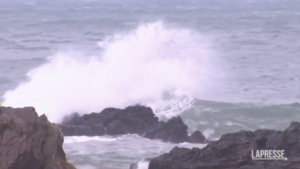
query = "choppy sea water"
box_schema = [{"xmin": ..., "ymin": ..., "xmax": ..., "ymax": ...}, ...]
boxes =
[
  {"xmin": 63, "ymin": 135, "xmax": 205, "ymax": 169},
  {"xmin": 1, "ymin": 0, "xmax": 300, "ymax": 168}
]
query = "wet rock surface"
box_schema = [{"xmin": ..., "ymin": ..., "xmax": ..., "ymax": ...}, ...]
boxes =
[
  {"xmin": 148, "ymin": 122, "xmax": 300, "ymax": 169},
  {"xmin": 0, "ymin": 106, "xmax": 76, "ymax": 169},
  {"xmin": 143, "ymin": 116, "xmax": 191, "ymax": 143},
  {"xmin": 190, "ymin": 130, "xmax": 206, "ymax": 143},
  {"xmin": 61, "ymin": 105, "xmax": 206, "ymax": 144}
]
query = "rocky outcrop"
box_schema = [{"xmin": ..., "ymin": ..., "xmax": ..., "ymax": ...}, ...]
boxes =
[
  {"xmin": 0, "ymin": 107, "xmax": 76, "ymax": 169},
  {"xmin": 62, "ymin": 106, "xmax": 158, "ymax": 136},
  {"xmin": 143, "ymin": 116, "xmax": 191, "ymax": 143},
  {"xmin": 148, "ymin": 122, "xmax": 300, "ymax": 169},
  {"xmin": 61, "ymin": 105, "xmax": 206, "ymax": 144},
  {"xmin": 190, "ymin": 130, "xmax": 206, "ymax": 143}
]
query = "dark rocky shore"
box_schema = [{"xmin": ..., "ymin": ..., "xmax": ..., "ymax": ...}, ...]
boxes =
[
  {"xmin": 61, "ymin": 105, "xmax": 206, "ymax": 144},
  {"xmin": 60, "ymin": 105, "xmax": 300, "ymax": 169},
  {"xmin": 1, "ymin": 105, "xmax": 300, "ymax": 169},
  {"xmin": 0, "ymin": 107, "xmax": 76, "ymax": 169},
  {"xmin": 146, "ymin": 122, "xmax": 300, "ymax": 169}
]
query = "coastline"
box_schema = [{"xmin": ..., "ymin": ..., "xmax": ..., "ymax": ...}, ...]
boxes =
[{"xmin": 1, "ymin": 106, "xmax": 300, "ymax": 169}]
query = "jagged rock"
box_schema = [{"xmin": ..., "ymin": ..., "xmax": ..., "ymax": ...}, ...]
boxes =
[
  {"xmin": 0, "ymin": 106, "xmax": 76, "ymax": 169},
  {"xmin": 143, "ymin": 116, "xmax": 191, "ymax": 143},
  {"xmin": 61, "ymin": 105, "xmax": 204, "ymax": 143},
  {"xmin": 190, "ymin": 130, "xmax": 206, "ymax": 143},
  {"xmin": 148, "ymin": 122, "xmax": 300, "ymax": 169},
  {"xmin": 276, "ymin": 122, "xmax": 300, "ymax": 157},
  {"xmin": 62, "ymin": 105, "xmax": 158, "ymax": 135},
  {"xmin": 105, "ymin": 106, "xmax": 157, "ymax": 135},
  {"xmin": 61, "ymin": 105, "xmax": 202, "ymax": 143}
]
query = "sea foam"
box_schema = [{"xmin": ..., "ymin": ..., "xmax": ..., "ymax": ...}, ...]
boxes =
[{"xmin": 3, "ymin": 22, "xmax": 222, "ymax": 123}]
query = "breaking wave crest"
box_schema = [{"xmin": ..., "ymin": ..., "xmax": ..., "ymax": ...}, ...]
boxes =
[{"xmin": 3, "ymin": 22, "xmax": 223, "ymax": 123}]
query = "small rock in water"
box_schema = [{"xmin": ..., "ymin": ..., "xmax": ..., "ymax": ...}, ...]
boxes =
[{"xmin": 190, "ymin": 130, "xmax": 206, "ymax": 143}]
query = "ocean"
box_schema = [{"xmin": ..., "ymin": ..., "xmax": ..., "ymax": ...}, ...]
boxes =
[{"xmin": 1, "ymin": 0, "xmax": 300, "ymax": 168}]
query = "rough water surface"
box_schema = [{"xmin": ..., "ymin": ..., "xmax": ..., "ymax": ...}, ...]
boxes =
[{"xmin": 1, "ymin": 0, "xmax": 300, "ymax": 168}]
